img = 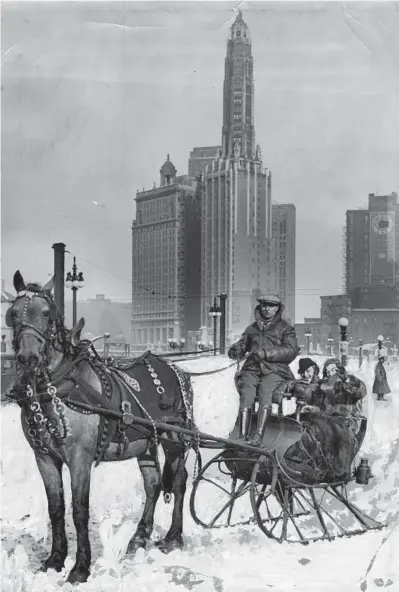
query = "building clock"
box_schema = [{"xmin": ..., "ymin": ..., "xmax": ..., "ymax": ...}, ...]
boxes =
[{"xmin": 371, "ymin": 214, "xmax": 394, "ymax": 234}]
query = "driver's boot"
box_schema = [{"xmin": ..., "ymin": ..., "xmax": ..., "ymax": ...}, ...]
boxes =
[
  {"xmin": 251, "ymin": 406, "xmax": 269, "ymax": 447},
  {"xmin": 238, "ymin": 408, "xmax": 252, "ymax": 440}
]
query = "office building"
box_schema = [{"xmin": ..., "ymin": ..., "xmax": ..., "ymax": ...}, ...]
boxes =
[{"xmin": 131, "ymin": 156, "xmax": 201, "ymax": 348}]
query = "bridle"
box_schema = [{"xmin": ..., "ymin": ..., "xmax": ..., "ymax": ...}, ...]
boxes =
[{"xmin": 11, "ymin": 291, "xmax": 59, "ymax": 368}]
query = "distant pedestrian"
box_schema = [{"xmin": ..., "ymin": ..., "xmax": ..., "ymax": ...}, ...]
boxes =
[{"xmin": 373, "ymin": 356, "xmax": 391, "ymax": 401}]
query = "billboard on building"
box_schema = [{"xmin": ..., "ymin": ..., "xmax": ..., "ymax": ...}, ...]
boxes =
[{"xmin": 369, "ymin": 211, "xmax": 395, "ymax": 285}]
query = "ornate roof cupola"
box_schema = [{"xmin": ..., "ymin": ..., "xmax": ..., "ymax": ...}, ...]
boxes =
[
  {"xmin": 160, "ymin": 153, "xmax": 177, "ymax": 186},
  {"xmin": 221, "ymin": 10, "xmax": 255, "ymax": 160},
  {"xmin": 230, "ymin": 9, "xmax": 250, "ymax": 41}
]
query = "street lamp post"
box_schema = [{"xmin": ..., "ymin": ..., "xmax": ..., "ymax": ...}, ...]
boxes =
[
  {"xmin": 327, "ymin": 333, "xmax": 334, "ymax": 356},
  {"xmin": 168, "ymin": 337, "xmax": 178, "ymax": 352},
  {"xmin": 65, "ymin": 257, "xmax": 84, "ymax": 326},
  {"xmin": 209, "ymin": 297, "xmax": 222, "ymax": 356},
  {"xmin": 338, "ymin": 317, "xmax": 349, "ymax": 366},
  {"xmin": 377, "ymin": 334, "xmax": 384, "ymax": 358},
  {"xmin": 304, "ymin": 327, "xmax": 312, "ymax": 355},
  {"xmin": 169, "ymin": 337, "xmax": 185, "ymax": 354},
  {"xmin": 197, "ymin": 341, "xmax": 206, "ymax": 353},
  {"xmin": 219, "ymin": 293, "xmax": 227, "ymax": 355}
]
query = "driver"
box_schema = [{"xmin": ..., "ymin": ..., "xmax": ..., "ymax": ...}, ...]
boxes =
[{"xmin": 228, "ymin": 294, "xmax": 299, "ymax": 444}]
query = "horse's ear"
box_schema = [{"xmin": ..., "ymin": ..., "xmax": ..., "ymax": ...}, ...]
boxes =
[
  {"xmin": 43, "ymin": 275, "xmax": 55, "ymax": 293},
  {"xmin": 5, "ymin": 307, "xmax": 13, "ymax": 327},
  {"xmin": 71, "ymin": 317, "xmax": 85, "ymax": 343},
  {"xmin": 13, "ymin": 270, "xmax": 26, "ymax": 293}
]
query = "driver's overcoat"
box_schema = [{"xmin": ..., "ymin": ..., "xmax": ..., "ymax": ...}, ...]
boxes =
[{"xmin": 229, "ymin": 306, "xmax": 299, "ymax": 381}]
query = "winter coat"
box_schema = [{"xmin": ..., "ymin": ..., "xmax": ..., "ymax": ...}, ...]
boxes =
[
  {"xmin": 274, "ymin": 378, "xmax": 319, "ymax": 405},
  {"xmin": 372, "ymin": 361, "xmax": 391, "ymax": 395},
  {"xmin": 313, "ymin": 374, "xmax": 367, "ymax": 417},
  {"xmin": 227, "ymin": 306, "xmax": 299, "ymax": 381}
]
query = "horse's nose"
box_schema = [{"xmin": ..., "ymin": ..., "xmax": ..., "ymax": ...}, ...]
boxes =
[
  {"xmin": 17, "ymin": 353, "xmax": 39, "ymax": 367},
  {"xmin": 17, "ymin": 353, "xmax": 27, "ymax": 366}
]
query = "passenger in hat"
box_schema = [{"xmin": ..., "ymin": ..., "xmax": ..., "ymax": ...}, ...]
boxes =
[
  {"xmin": 298, "ymin": 357, "xmax": 320, "ymax": 383},
  {"xmin": 313, "ymin": 358, "xmax": 367, "ymax": 417},
  {"xmin": 272, "ymin": 357, "xmax": 320, "ymax": 413},
  {"xmin": 228, "ymin": 293, "xmax": 299, "ymax": 444}
]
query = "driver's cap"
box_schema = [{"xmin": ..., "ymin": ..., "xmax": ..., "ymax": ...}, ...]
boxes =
[{"xmin": 257, "ymin": 293, "xmax": 282, "ymax": 306}]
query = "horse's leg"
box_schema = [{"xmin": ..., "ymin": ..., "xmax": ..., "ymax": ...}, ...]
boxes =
[
  {"xmin": 66, "ymin": 452, "xmax": 93, "ymax": 584},
  {"xmin": 127, "ymin": 444, "xmax": 161, "ymax": 553},
  {"xmin": 35, "ymin": 452, "xmax": 68, "ymax": 572},
  {"xmin": 157, "ymin": 435, "xmax": 187, "ymax": 553}
]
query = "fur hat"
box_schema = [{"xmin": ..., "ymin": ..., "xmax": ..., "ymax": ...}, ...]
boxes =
[
  {"xmin": 298, "ymin": 357, "xmax": 319, "ymax": 376},
  {"xmin": 323, "ymin": 357, "xmax": 346, "ymax": 379}
]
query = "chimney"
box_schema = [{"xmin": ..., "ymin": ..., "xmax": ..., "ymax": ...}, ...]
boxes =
[{"xmin": 52, "ymin": 243, "xmax": 66, "ymax": 318}]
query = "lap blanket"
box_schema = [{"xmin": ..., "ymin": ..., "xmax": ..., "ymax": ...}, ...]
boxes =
[{"xmin": 284, "ymin": 412, "xmax": 364, "ymax": 484}]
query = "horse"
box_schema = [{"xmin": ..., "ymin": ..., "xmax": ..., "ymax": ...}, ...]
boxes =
[{"xmin": 4, "ymin": 270, "xmax": 195, "ymax": 584}]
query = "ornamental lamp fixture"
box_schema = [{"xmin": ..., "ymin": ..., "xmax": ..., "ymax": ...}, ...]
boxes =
[{"xmin": 65, "ymin": 256, "xmax": 84, "ymax": 326}]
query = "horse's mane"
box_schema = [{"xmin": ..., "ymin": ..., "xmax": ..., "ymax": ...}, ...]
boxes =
[{"xmin": 26, "ymin": 282, "xmax": 52, "ymax": 296}]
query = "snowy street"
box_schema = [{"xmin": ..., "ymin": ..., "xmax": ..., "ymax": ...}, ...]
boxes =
[{"xmin": 1, "ymin": 356, "xmax": 399, "ymax": 592}]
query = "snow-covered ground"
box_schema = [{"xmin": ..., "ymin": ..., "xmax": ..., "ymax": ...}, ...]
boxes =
[{"xmin": 1, "ymin": 356, "xmax": 398, "ymax": 591}]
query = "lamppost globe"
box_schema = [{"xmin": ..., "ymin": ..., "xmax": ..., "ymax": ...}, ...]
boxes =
[
  {"xmin": 377, "ymin": 335, "xmax": 384, "ymax": 342},
  {"xmin": 338, "ymin": 317, "xmax": 349, "ymax": 328}
]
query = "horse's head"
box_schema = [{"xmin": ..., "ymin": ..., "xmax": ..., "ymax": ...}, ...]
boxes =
[{"xmin": 5, "ymin": 270, "xmax": 57, "ymax": 372}]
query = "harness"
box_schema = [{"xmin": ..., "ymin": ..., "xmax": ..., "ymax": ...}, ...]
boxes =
[{"xmin": 10, "ymin": 294, "xmax": 195, "ymax": 459}]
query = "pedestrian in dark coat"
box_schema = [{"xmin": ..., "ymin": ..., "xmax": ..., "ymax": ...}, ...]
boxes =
[
  {"xmin": 373, "ymin": 357, "xmax": 391, "ymax": 400},
  {"xmin": 227, "ymin": 293, "xmax": 299, "ymax": 443}
]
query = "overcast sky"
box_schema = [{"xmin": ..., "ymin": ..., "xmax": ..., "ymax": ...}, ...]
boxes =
[{"xmin": 2, "ymin": 1, "xmax": 399, "ymax": 322}]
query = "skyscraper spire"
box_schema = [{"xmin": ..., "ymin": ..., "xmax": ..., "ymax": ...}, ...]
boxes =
[{"xmin": 221, "ymin": 10, "xmax": 255, "ymax": 159}]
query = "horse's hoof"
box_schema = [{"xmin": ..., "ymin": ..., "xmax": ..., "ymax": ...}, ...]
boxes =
[
  {"xmin": 67, "ymin": 566, "xmax": 90, "ymax": 584},
  {"xmin": 156, "ymin": 537, "xmax": 184, "ymax": 554},
  {"xmin": 41, "ymin": 553, "xmax": 66, "ymax": 573},
  {"xmin": 127, "ymin": 538, "xmax": 147, "ymax": 555}
]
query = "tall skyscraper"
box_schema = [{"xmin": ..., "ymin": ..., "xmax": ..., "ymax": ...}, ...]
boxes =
[
  {"xmin": 201, "ymin": 12, "xmax": 275, "ymax": 340},
  {"xmin": 272, "ymin": 203, "xmax": 296, "ymax": 323},
  {"xmin": 131, "ymin": 156, "xmax": 201, "ymax": 348},
  {"xmin": 188, "ymin": 146, "xmax": 221, "ymax": 177},
  {"xmin": 346, "ymin": 192, "xmax": 399, "ymax": 308}
]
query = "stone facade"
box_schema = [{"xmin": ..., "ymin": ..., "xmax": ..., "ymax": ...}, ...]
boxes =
[{"xmin": 131, "ymin": 157, "xmax": 201, "ymax": 349}]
